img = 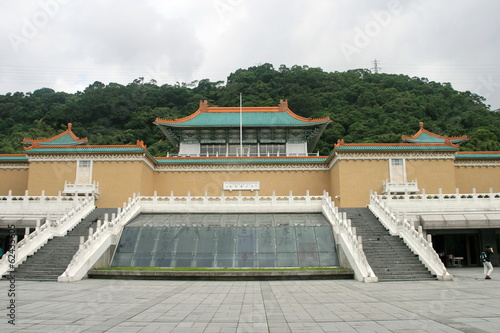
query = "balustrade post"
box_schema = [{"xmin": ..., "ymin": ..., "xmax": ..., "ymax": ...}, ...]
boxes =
[
  {"xmin": 358, "ymin": 235, "xmax": 363, "ymax": 251},
  {"xmin": 306, "ymin": 190, "xmax": 310, "ymax": 205},
  {"xmin": 170, "ymin": 190, "xmax": 174, "ymax": 204},
  {"xmin": 25, "ymin": 227, "xmax": 30, "ymax": 239},
  {"xmin": 24, "ymin": 190, "xmax": 29, "ymax": 205},
  {"xmin": 187, "ymin": 191, "xmax": 191, "ymax": 205},
  {"xmin": 153, "ymin": 190, "xmax": 157, "ymax": 204},
  {"xmin": 36, "ymin": 219, "xmax": 41, "ymax": 232},
  {"xmin": 272, "ymin": 190, "xmax": 276, "ymax": 206},
  {"xmin": 472, "ymin": 188, "xmax": 477, "ymax": 203},
  {"xmin": 254, "ymin": 191, "xmax": 259, "ymax": 204},
  {"xmin": 202, "ymin": 191, "xmax": 207, "ymax": 205},
  {"xmin": 88, "ymin": 228, "xmax": 93, "ymax": 241},
  {"xmin": 7, "ymin": 190, "xmax": 12, "ymax": 204},
  {"xmin": 289, "ymin": 190, "xmax": 293, "ymax": 205},
  {"xmin": 238, "ymin": 191, "xmax": 242, "ymax": 204},
  {"xmin": 79, "ymin": 236, "xmax": 85, "ymax": 249},
  {"xmin": 97, "ymin": 220, "xmax": 101, "ymax": 230},
  {"xmin": 221, "ymin": 191, "xmax": 225, "ymax": 204}
]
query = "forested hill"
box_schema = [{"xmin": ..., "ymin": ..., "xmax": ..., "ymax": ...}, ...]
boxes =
[{"xmin": 1, "ymin": 64, "xmax": 499, "ymax": 156}]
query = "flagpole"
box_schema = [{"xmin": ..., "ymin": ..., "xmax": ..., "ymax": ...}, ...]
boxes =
[{"xmin": 239, "ymin": 93, "xmax": 243, "ymax": 156}]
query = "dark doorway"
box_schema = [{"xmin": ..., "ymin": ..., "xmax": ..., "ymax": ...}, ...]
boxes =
[{"xmin": 431, "ymin": 231, "xmax": 480, "ymax": 267}]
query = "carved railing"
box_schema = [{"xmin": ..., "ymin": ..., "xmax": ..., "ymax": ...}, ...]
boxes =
[
  {"xmin": 322, "ymin": 194, "xmax": 377, "ymax": 282},
  {"xmin": 0, "ymin": 195, "xmax": 95, "ymax": 278},
  {"xmin": 140, "ymin": 190, "xmax": 324, "ymax": 213},
  {"xmin": 369, "ymin": 191, "xmax": 452, "ymax": 281},
  {"xmin": 376, "ymin": 188, "xmax": 500, "ymax": 213},
  {"xmin": 0, "ymin": 190, "xmax": 85, "ymax": 215},
  {"xmin": 382, "ymin": 179, "xmax": 419, "ymax": 194},
  {"xmin": 63, "ymin": 181, "xmax": 99, "ymax": 198}
]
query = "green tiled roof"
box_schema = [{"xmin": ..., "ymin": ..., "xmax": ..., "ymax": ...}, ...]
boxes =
[
  {"xmin": 456, "ymin": 153, "xmax": 500, "ymax": 159},
  {"xmin": 334, "ymin": 145, "xmax": 459, "ymax": 151},
  {"xmin": 40, "ymin": 133, "xmax": 86, "ymax": 146},
  {"xmin": 0, "ymin": 155, "xmax": 28, "ymax": 161},
  {"xmin": 157, "ymin": 112, "xmax": 329, "ymax": 127},
  {"xmin": 155, "ymin": 157, "xmax": 328, "ymax": 164},
  {"xmin": 26, "ymin": 147, "xmax": 146, "ymax": 153},
  {"xmin": 404, "ymin": 132, "xmax": 466, "ymax": 144}
]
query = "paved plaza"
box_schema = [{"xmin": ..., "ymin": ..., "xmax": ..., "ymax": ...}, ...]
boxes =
[{"xmin": 1, "ymin": 267, "xmax": 499, "ymax": 333}]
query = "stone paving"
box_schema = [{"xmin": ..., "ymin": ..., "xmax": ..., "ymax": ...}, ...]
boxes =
[{"xmin": 1, "ymin": 267, "xmax": 499, "ymax": 332}]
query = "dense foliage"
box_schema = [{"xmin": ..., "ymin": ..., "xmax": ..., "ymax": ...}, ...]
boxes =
[{"xmin": 1, "ymin": 64, "xmax": 499, "ymax": 156}]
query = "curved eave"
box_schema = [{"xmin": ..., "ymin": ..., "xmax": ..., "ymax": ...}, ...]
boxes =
[
  {"xmin": 22, "ymin": 126, "xmax": 88, "ymax": 147},
  {"xmin": 154, "ymin": 107, "xmax": 331, "ymax": 128},
  {"xmin": 402, "ymin": 126, "xmax": 468, "ymax": 145},
  {"xmin": 154, "ymin": 117, "xmax": 331, "ymax": 128},
  {"xmin": 155, "ymin": 156, "xmax": 328, "ymax": 164}
]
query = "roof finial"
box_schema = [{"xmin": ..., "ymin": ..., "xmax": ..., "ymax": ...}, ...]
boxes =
[
  {"xmin": 279, "ymin": 99, "xmax": 288, "ymax": 111},
  {"xmin": 419, "ymin": 122, "xmax": 424, "ymax": 130},
  {"xmin": 68, "ymin": 123, "xmax": 72, "ymax": 130},
  {"xmin": 199, "ymin": 100, "xmax": 208, "ymax": 112}
]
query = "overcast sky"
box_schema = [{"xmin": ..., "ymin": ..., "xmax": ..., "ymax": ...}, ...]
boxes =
[{"xmin": 1, "ymin": 0, "xmax": 500, "ymax": 110}]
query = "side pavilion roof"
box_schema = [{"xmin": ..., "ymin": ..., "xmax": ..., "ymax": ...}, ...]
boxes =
[
  {"xmin": 154, "ymin": 100, "xmax": 331, "ymax": 128},
  {"xmin": 22, "ymin": 123, "xmax": 88, "ymax": 148},
  {"xmin": 402, "ymin": 122, "xmax": 468, "ymax": 145}
]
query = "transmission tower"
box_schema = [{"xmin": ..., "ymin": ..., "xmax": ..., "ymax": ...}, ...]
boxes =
[{"xmin": 371, "ymin": 59, "xmax": 381, "ymax": 74}]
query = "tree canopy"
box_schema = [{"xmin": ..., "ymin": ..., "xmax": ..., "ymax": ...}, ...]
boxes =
[{"xmin": 1, "ymin": 64, "xmax": 499, "ymax": 156}]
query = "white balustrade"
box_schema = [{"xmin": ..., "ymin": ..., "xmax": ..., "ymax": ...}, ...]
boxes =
[
  {"xmin": 377, "ymin": 188, "xmax": 500, "ymax": 213},
  {"xmin": 0, "ymin": 195, "xmax": 95, "ymax": 278},
  {"xmin": 369, "ymin": 191, "xmax": 453, "ymax": 281},
  {"xmin": 0, "ymin": 190, "xmax": 87, "ymax": 215},
  {"xmin": 63, "ymin": 181, "xmax": 99, "ymax": 198},
  {"xmin": 322, "ymin": 193, "xmax": 377, "ymax": 282}
]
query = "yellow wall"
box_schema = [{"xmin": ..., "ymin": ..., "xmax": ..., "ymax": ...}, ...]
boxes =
[
  {"xmin": 329, "ymin": 161, "xmax": 341, "ymax": 207},
  {"xmin": 93, "ymin": 161, "xmax": 148, "ymax": 208},
  {"xmin": 0, "ymin": 168, "xmax": 29, "ymax": 195},
  {"xmin": 27, "ymin": 161, "xmax": 76, "ymax": 195},
  {"xmin": 406, "ymin": 159, "xmax": 457, "ymax": 193},
  {"xmin": 151, "ymin": 170, "xmax": 330, "ymax": 197},
  {"xmin": 455, "ymin": 165, "xmax": 500, "ymax": 193},
  {"xmin": 335, "ymin": 159, "xmax": 389, "ymax": 207}
]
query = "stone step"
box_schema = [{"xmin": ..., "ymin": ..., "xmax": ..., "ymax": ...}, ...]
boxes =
[
  {"xmin": 13, "ymin": 208, "xmax": 117, "ymax": 280},
  {"xmin": 340, "ymin": 208, "xmax": 436, "ymax": 282}
]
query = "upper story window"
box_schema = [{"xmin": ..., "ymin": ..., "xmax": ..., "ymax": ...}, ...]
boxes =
[
  {"xmin": 260, "ymin": 144, "xmax": 285, "ymax": 156},
  {"xmin": 200, "ymin": 144, "xmax": 227, "ymax": 156}
]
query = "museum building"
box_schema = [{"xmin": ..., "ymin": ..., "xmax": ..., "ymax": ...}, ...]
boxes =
[{"xmin": 0, "ymin": 100, "xmax": 499, "ymax": 281}]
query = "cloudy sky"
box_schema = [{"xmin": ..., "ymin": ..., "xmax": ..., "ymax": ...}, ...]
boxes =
[{"xmin": 1, "ymin": 0, "xmax": 500, "ymax": 109}]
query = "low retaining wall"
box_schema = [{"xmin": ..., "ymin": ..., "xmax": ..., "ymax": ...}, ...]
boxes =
[{"xmin": 87, "ymin": 269, "xmax": 354, "ymax": 281}]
